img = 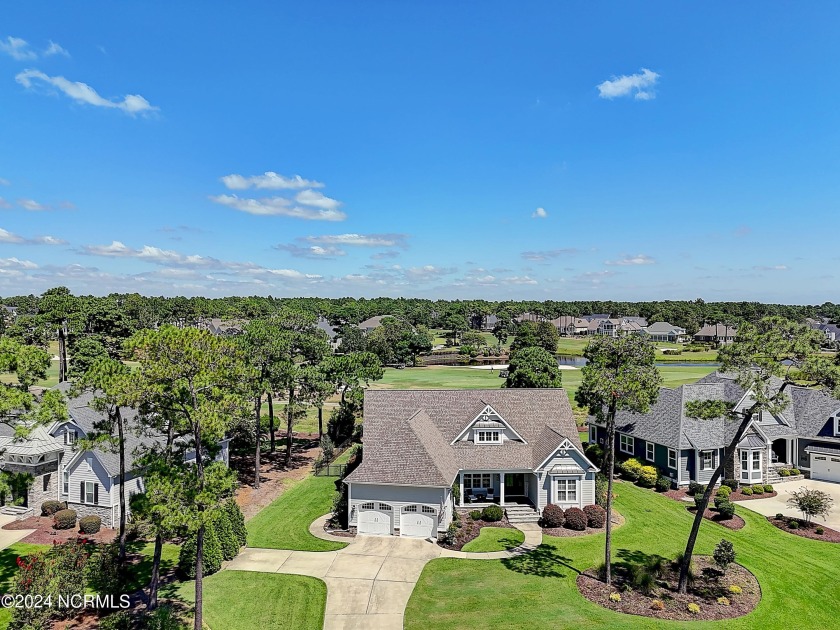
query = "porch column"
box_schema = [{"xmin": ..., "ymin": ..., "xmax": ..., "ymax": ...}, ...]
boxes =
[
  {"xmin": 499, "ymin": 473, "xmax": 505, "ymax": 506},
  {"xmin": 459, "ymin": 472, "xmax": 464, "ymax": 508},
  {"xmin": 788, "ymin": 439, "xmax": 793, "ymax": 465}
]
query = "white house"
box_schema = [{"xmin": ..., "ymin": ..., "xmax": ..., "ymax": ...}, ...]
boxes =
[{"xmin": 345, "ymin": 389, "xmax": 598, "ymax": 539}]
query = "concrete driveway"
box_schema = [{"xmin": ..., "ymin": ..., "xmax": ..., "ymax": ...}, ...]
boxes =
[
  {"xmin": 738, "ymin": 478, "xmax": 840, "ymax": 529},
  {"xmin": 0, "ymin": 515, "xmax": 34, "ymax": 550}
]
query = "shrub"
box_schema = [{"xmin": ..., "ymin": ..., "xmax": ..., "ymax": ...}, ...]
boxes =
[
  {"xmin": 53, "ymin": 508, "xmax": 77, "ymax": 530},
  {"xmin": 717, "ymin": 501, "xmax": 735, "ymax": 520},
  {"xmin": 178, "ymin": 526, "xmax": 223, "ymax": 579},
  {"xmin": 687, "ymin": 603, "xmax": 701, "ymax": 614},
  {"xmin": 694, "ymin": 495, "xmax": 707, "ymax": 510},
  {"xmin": 741, "ymin": 486, "xmax": 753, "ymax": 496},
  {"xmin": 790, "ymin": 468, "xmax": 800, "ymax": 475},
  {"xmin": 779, "ymin": 468, "xmax": 791, "ymax": 477},
  {"xmin": 716, "ymin": 485, "xmax": 732, "ymax": 498},
  {"xmin": 696, "ymin": 484, "xmax": 707, "ymax": 497},
  {"xmin": 583, "ymin": 504, "xmax": 607, "ymax": 528},
  {"xmin": 787, "ymin": 486, "xmax": 834, "ymax": 524},
  {"xmin": 542, "ymin": 504, "xmax": 565, "ymax": 528},
  {"xmin": 764, "ymin": 484, "xmax": 774, "ymax": 493},
  {"xmin": 41, "ymin": 500, "xmax": 65, "ymax": 516},
  {"xmin": 224, "ymin": 499, "xmax": 247, "ymax": 548},
  {"xmin": 99, "ymin": 611, "xmax": 132, "ymax": 630},
  {"xmin": 751, "ymin": 484, "xmax": 765, "ymax": 495},
  {"xmin": 481, "ymin": 505, "xmax": 503, "ymax": 522},
  {"xmin": 723, "ymin": 478, "xmax": 738, "ymax": 490},
  {"xmin": 717, "ymin": 596, "xmax": 731, "ymax": 606},
  {"xmin": 729, "ymin": 585, "xmax": 742, "ymax": 594},
  {"xmin": 594, "ymin": 473, "xmax": 608, "ymax": 507},
  {"xmin": 713, "ymin": 495, "xmax": 729, "ymax": 509},
  {"xmin": 213, "ymin": 510, "xmax": 239, "ymax": 561},
  {"xmin": 620, "ymin": 458, "xmax": 643, "ymax": 481},
  {"xmin": 564, "ymin": 507, "xmax": 587, "ymax": 531},
  {"xmin": 584, "ymin": 443, "xmax": 604, "ymax": 463},
  {"xmin": 632, "ymin": 567, "xmax": 656, "ymax": 595},
  {"xmin": 655, "ymin": 475, "xmax": 671, "ymax": 492},
  {"xmin": 789, "ymin": 520, "xmax": 800, "ymax": 530},
  {"xmin": 688, "ymin": 481, "xmax": 699, "ymax": 495},
  {"xmin": 713, "ymin": 539, "xmax": 736, "ymax": 572},
  {"xmin": 87, "ymin": 541, "xmax": 121, "ymax": 597},
  {"xmin": 440, "ymin": 523, "xmax": 457, "ymax": 546},
  {"xmin": 609, "ymin": 592, "xmax": 621, "ymax": 602},
  {"xmin": 817, "ymin": 527, "xmax": 825, "ymax": 535},
  {"xmin": 469, "ymin": 510, "xmax": 482, "ymax": 521},
  {"xmin": 79, "ymin": 515, "xmax": 101, "ymax": 534},
  {"xmin": 638, "ymin": 466, "xmax": 658, "ymax": 487},
  {"xmin": 650, "ymin": 599, "xmax": 665, "ymax": 611},
  {"xmin": 775, "ymin": 512, "xmax": 784, "ymax": 520}
]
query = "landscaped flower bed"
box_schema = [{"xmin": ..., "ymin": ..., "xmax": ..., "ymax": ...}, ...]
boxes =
[
  {"xmin": 542, "ymin": 510, "xmax": 625, "ymax": 538},
  {"xmin": 729, "ymin": 488, "xmax": 778, "ymax": 501},
  {"xmin": 686, "ymin": 506, "xmax": 745, "ymax": 531},
  {"xmin": 768, "ymin": 515, "xmax": 840, "ymax": 542},
  {"xmin": 577, "ymin": 555, "xmax": 760, "ymax": 621},
  {"xmin": 438, "ymin": 510, "xmax": 516, "ymax": 550},
  {"xmin": 2, "ymin": 515, "xmax": 117, "ymax": 544}
]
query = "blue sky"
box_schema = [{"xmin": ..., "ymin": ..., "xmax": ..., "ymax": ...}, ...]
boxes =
[{"xmin": 1, "ymin": 1, "xmax": 839, "ymax": 302}]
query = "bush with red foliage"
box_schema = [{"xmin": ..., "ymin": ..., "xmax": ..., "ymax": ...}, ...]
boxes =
[
  {"xmin": 542, "ymin": 504, "xmax": 565, "ymax": 528},
  {"xmin": 564, "ymin": 507, "xmax": 587, "ymax": 531},
  {"xmin": 583, "ymin": 504, "xmax": 607, "ymax": 528}
]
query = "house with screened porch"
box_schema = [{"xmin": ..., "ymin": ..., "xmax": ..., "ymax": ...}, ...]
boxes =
[{"xmin": 344, "ymin": 388, "xmax": 598, "ymax": 539}]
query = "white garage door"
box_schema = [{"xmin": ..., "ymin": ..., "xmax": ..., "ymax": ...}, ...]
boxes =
[
  {"xmin": 400, "ymin": 505, "xmax": 437, "ymax": 538},
  {"xmin": 358, "ymin": 503, "xmax": 393, "ymax": 535},
  {"xmin": 811, "ymin": 454, "xmax": 840, "ymax": 483}
]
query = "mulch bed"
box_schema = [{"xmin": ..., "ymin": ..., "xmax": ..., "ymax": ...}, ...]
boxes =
[
  {"xmin": 663, "ymin": 487, "xmax": 690, "ymax": 502},
  {"xmin": 437, "ymin": 512, "xmax": 514, "ymax": 551},
  {"xmin": 577, "ymin": 556, "xmax": 761, "ymax": 621},
  {"xmin": 2, "ymin": 516, "xmax": 117, "ymax": 544},
  {"xmin": 686, "ymin": 506, "xmax": 745, "ymax": 531},
  {"xmin": 542, "ymin": 511, "xmax": 625, "ymax": 538},
  {"xmin": 730, "ymin": 490, "xmax": 777, "ymax": 501},
  {"xmin": 768, "ymin": 516, "xmax": 840, "ymax": 542}
]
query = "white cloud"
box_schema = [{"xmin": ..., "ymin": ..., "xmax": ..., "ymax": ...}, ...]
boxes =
[
  {"xmin": 521, "ymin": 248, "xmax": 580, "ymax": 261},
  {"xmin": 303, "ymin": 233, "xmax": 408, "ymax": 248},
  {"xmin": 15, "ymin": 69, "xmax": 158, "ymax": 116},
  {"xmin": 31, "ymin": 235, "xmax": 67, "ymax": 245},
  {"xmin": 17, "ymin": 198, "xmax": 50, "ymax": 211},
  {"xmin": 597, "ymin": 68, "xmax": 660, "ymax": 100},
  {"xmin": 404, "ymin": 265, "xmax": 457, "ymax": 281},
  {"xmin": 274, "ymin": 243, "xmax": 346, "ymax": 259},
  {"xmin": 753, "ymin": 264, "xmax": 788, "ymax": 271},
  {"xmin": 0, "ymin": 228, "xmax": 24, "ymax": 243},
  {"xmin": 210, "ymin": 194, "xmax": 346, "ymax": 221},
  {"xmin": 295, "ymin": 189, "xmax": 341, "ymax": 212},
  {"xmin": 503, "ymin": 276, "xmax": 538, "ymax": 285},
  {"xmin": 0, "ymin": 36, "xmax": 37, "ymax": 61},
  {"xmin": 605, "ymin": 254, "xmax": 656, "ymax": 266},
  {"xmin": 371, "ymin": 250, "xmax": 401, "ymax": 260},
  {"xmin": 220, "ymin": 172, "xmax": 324, "ymax": 190},
  {"xmin": 44, "ymin": 40, "xmax": 69, "ymax": 57},
  {"xmin": 0, "ymin": 198, "xmax": 11, "ymax": 209},
  {"xmin": 0, "ymin": 257, "xmax": 38, "ymax": 270},
  {"xmin": 0, "ymin": 227, "xmax": 66, "ymax": 245},
  {"xmin": 532, "ymin": 207, "xmax": 548, "ymax": 219}
]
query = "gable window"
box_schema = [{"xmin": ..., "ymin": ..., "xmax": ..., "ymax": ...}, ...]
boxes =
[
  {"xmin": 555, "ymin": 478, "xmax": 578, "ymax": 503},
  {"xmin": 83, "ymin": 481, "xmax": 98, "ymax": 505},
  {"xmin": 646, "ymin": 441, "xmax": 655, "ymax": 462},
  {"xmin": 64, "ymin": 429, "xmax": 77, "ymax": 446},
  {"xmin": 619, "ymin": 434, "xmax": 634, "ymax": 455},
  {"xmin": 668, "ymin": 449, "xmax": 677, "ymax": 470},
  {"xmin": 700, "ymin": 450, "xmax": 716, "ymax": 471},
  {"xmin": 476, "ymin": 430, "xmax": 501, "ymax": 444}
]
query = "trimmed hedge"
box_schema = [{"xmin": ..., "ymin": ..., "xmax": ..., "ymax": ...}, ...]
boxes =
[
  {"xmin": 751, "ymin": 484, "xmax": 765, "ymax": 495},
  {"xmin": 178, "ymin": 526, "xmax": 223, "ymax": 579},
  {"xmin": 481, "ymin": 505, "xmax": 503, "ymax": 522},
  {"xmin": 542, "ymin": 504, "xmax": 565, "ymax": 528},
  {"xmin": 469, "ymin": 510, "xmax": 482, "ymax": 521},
  {"xmin": 79, "ymin": 515, "xmax": 102, "ymax": 534},
  {"xmin": 620, "ymin": 458, "xmax": 643, "ymax": 481},
  {"xmin": 564, "ymin": 507, "xmax": 587, "ymax": 531},
  {"xmin": 53, "ymin": 509, "xmax": 77, "ymax": 530},
  {"xmin": 688, "ymin": 481, "xmax": 699, "ymax": 495},
  {"xmin": 790, "ymin": 468, "xmax": 800, "ymax": 475},
  {"xmin": 717, "ymin": 501, "xmax": 735, "ymax": 520},
  {"xmin": 694, "ymin": 495, "xmax": 707, "ymax": 510},
  {"xmin": 583, "ymin": 504, "xmax": 606, "ymax": 528},
  {"xmin": 638, "ymin": 466, "xmax": 658, "ymax": 488},
  {"xmin": 225, "ymin": 499, "xmax": 247, "ymax": 548},
  {"xmin": 655, "ymin": 475, "xmax": 671, "ymax": 492},
  {"xmin": 41, "ymin": 500, "xmax": 66, "ymax": 516},
  {"xmin": 716, "ymin": 485, "xmax": 732, "ymax": 498},
  {"xmin": 741, "ymin": 487, "xmax": 753, "ymax": 496},
  {"xmin": 779, "ymin": 468, "xmax": 791, "ymax": 477},
  {"xmin": 764, "ymin": 484, "xmax": 774, "ymax": 493},
  {"xmin": 722, "ymin": 478, "xmax": 738, "ymax": 490}
]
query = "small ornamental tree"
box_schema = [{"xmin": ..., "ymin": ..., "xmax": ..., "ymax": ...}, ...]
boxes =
[
  {"xmin": 713, "ymin": 539, "xmax": 736, "ymax": 573},
  {"xmin": 787, "ymin": 486, "xmax": 834, "ymax": 524}
]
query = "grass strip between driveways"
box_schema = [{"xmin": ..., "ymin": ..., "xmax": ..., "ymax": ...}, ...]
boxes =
[
  {"xmin": 461, "ymin": 527, "xmax": 525, "ymax": 553},
  {"xmin": 406, "ymin": 482, "xmax": 840, "ymax": 629},
  {"xmin": 246, "ymin": 472, "xmax": 347, "ymax": 551}
]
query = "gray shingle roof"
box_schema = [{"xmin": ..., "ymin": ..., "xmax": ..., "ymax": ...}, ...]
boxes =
[
  {"xmin": 347, "ymin": 389, "xmax": 581, "ymax": 486},
  {"xmin": 791, "ymin": 387, "xmax": 840, "ymax": 438}
]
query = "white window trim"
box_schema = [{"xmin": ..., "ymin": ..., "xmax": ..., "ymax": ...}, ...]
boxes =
[
  {"xmin": 619, "ymin": 434, "xmax": 634, "ymax": 455},
  {"xmin": 668, "ymin": 449, "xmax": 677, "ymax": 470},
  {"xmin": 553, "ymin": 476, "xmax": 580, "ymax": 504},
  {"xmin": 475, "ymin": 430, "xmax": 502, "ymax": 444},
  {"xmin": 834, "ymin": 416, "xmax": 840, "ymax": 437},
  {"xmin": 62, "ymin": 471, "xmax": 69, "ymax": 495},
  {"xmin": 84, "ymin": 481, "xmax": 95, "ymax": 505},
  {"xmin": 645, "ymin": 441, "xmax": 655, "ymax": 462},
  {"xmin": 699, "ymin": 450, "xmax": 716, "ymax": 471},
  {"xmin": 589, "ymin": 425, "xmax": 596, "ymax": 444}
]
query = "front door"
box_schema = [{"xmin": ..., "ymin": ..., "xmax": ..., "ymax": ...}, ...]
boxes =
[{"xmin": 505, "ymin": 473, "xmax": 526, "ymax": 496}]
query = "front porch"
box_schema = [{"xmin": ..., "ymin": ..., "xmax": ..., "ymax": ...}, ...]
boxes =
[{"xmin": 457, "ymin": 471, "xmax": 536, "ymax": 508}]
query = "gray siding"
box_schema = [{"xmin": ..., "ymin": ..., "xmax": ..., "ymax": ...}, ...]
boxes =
[
  {"xmin": 348, "ymin": 484, "xmax": 448, "ymax": 531},
  {"xmin": 679, "ymin": 449, "xmax": 693, "ymax": 486},
  {"xmin": 796, "ymin": 438, "xmax": 840, "ymax": 470},
  {"xmin": 65, "ymin": 454, "xmax": 112, "ymax": 507},
  {"xmin": 695, "ymin": 449, "xmax": 722, "ymax": 485},
  {"xmin": 538, "ymin": 448, "xmax": 594, "ymax": 509}
]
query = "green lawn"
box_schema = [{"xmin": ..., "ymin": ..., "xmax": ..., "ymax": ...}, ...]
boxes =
[
  {"xmin": 246, "ymin": 473, "xmax": 347, "ymax": 551},
  {"xmin": 556, "ymin": 337, "xmax": 720, "ymax": 362},
  {"xmin": 175, "ymin": 571, "xmax": 326, "ymax": 630},
  {"xmin": 123, "ymin": 540, "xmax": 181, "ymax": 593},
  {"xmin": 406, "ymin": 482, "xmax": 840, "ymax": 629},
  {"xmin": 461, "ymin": 527, "xmax": 525, "ymax": 553}
]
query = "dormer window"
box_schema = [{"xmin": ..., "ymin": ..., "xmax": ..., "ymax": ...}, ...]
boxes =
[
  {"xmin": 476, "ymin": 430, "xmax": 501, "ymax": 444},
  {"xmin": 834, "ymin": 416, "xmax": 840, "ymax": 437}
]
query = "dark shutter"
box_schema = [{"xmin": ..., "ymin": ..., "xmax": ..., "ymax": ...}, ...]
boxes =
[
  {"xmin": 64, "ymin": 432, "xmax": 67, "ymax": 445},
  {"xmin": 80, "ymin": 482, "xmax": 85, "ymax": 503},
  {"xmin": 93, "ymin": 484, "xmax": 99, "ymax": 505}
]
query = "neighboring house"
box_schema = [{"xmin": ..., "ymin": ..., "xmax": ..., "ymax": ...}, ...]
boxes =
[
  {"xmin": 316, "ymin": 316, "xmax": 340, "ymax": 348},
  {"xmin": 0, "ymin": 384, "xmax": 230, "ymax": 526},
  {"xmin": 1, "ymin": 305, "xmax": 18, "ymax": 323},
  {"xmin": 204, "ymin": 318, "xmax": 243, "ymax": 336},
  {"xmin": 694, "ymin": 323, "xmax": 737, "ymax": 344},
  {"xmin": 622, "ymin": 316, "xmax": 649, "ymax": 328},
  {"xmin": 550, "ymin": 316, "xmax": 589, "ymax": 336},
  {"xmin": 470, "ymin": 314, "xmax": 499, "ymax": 332},
  {"xmin": 816, "ymin": 323, "xmax": 840, "ymax": 345},
  {"xmin": 588, "ymin": 371, "xmax": 840, "ymax": 486},
  {"xmin": 357, "ymin": 315, "xmax": 399, "ymax": 333},
  {"xmin": 345, "ymin": 389, "xmax": 598, "ymax": 539},
  {"xmin": 595, "ymin": 318, "xmax": 644, "ymax": 338},
  {"xmin": 581, "ymin": 313, "xmax": 611, "ymax": 322},
  {"xmin": 643, "ymin": 322, "xmax": 688, "ymax": 343},
  {"xmin": 514, "ymin": 312, "xmax": 544, "ymax": 324}
]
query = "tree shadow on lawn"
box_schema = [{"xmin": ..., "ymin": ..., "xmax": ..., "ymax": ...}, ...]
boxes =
[{"xmin": 502, "ymin": 544, "xmax": 579, "ymax": 578}]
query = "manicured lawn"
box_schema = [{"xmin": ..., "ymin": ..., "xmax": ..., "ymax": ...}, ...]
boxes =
[
  {"xmin": 406, "ymin": 482, "xmax": 840, "ymax": 629},
  {"xmin": 246, "ymin": 473, "xmax": 346, "ymax": 551},
  {"xmin": 123, "ymin": 540, "xmax": 182, "ymax": 592},
  {"xmin": 461, "ymin": 527, "xmax": 524, "ymax": 553},
  {"xmin": 175, "ymin": 571, "xmax": 326, "ymax": 630}
]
